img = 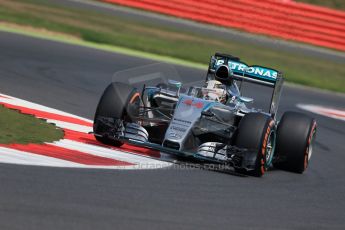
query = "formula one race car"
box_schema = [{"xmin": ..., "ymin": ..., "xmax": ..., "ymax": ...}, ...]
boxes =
[{"xmin": 93, "ymin": 53, "xmax": 317, "ymax": 177}]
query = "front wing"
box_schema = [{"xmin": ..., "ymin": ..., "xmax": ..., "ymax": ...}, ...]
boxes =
[{"xmin": 94, "ymin": 119, "xmax": 259, "ymax": 171}]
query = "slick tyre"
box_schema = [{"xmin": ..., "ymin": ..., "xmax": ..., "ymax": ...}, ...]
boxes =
[
  {"xmin": 274, "ymin": 112, "xmax": 317, "ymax": 173},
  {"xmin": 93, "ymin": 82, "xmax": 140, "ymax": 147},
  {"xmin": 235, "ymin": 113, "xmax": 275, "ymax": 177}
]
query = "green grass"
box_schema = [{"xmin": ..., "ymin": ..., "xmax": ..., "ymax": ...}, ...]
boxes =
[
  {"xmin": 296, "ymin": 0, "xmax": 345, "ymax": 10},
  {"xmin": 0, "ymin": 0, "xmax": 344, "ymax": 93},
  {"xmin": 0, "ymin": 106, "xmax": 64, "ymax": 144}
]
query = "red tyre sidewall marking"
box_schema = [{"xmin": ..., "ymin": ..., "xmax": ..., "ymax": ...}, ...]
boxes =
[{"xmin": 260, "ymin": 120, "xmax": 274, "ymax": 175}]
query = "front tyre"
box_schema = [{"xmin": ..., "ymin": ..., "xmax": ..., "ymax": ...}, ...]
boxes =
[
  {"xmin": 235, "ymin": 113, "xmax": 275, "ymax": 177},
  {"xmin": 274, "ymin": 112, "xmax": 317, "ymax": 173},
  {"xmin": 93, "ymin": 82, "xmax": 140, "ymax": 147}
]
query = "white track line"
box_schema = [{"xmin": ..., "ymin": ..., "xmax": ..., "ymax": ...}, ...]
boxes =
[
  {"xmin": 0, "ymin": 146, "xmax": 84, "ymax": 167},
  {"xmin": 50, "ymin": 139, "xmax": 172, "ymax": 169},
  {"xmin": 297, "ymin": 104, "xmax": 345, "ymax": 121},
  {"xmin": 0, "ymin": 146, "xmax": 166, "ymax": 169},
  {"xmin": 0, "ymin": 93, "xmax": 93, "ymax": 123},
  {"xmin": 46, "ymin": 119, "xmax": 92, "ymax": 133}
]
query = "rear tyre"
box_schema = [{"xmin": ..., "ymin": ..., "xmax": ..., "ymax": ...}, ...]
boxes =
[
  {"xmin": 274, "ymin": 112, "xmax": 317, "ymax": 173},
  {"xmin": 93, "ymin": 82, "xmax": 140, "ymax": 146},
  {"xmin": 235, "ymin": 113, "xmax": 275, "ymax": 177}
]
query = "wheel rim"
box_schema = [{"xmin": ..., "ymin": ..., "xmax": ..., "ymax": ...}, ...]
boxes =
[
  {"xmin": 307, "ymin": 129, "xmax": 316, "ymax": 161},
  {"xmin": 307, "ymin": 143, "xmax": 313, "ymax": 160},
  {"xmin": 304, "ymin": 127, "xmax": 316, "ymax": 170},
  {"xmin": 265, "ymin": 130, "xmax": 276, "ymax": 167}
]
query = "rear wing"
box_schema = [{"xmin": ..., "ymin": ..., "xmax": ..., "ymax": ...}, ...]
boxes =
[
  {"xmin": 208, "ymin": 53, "xmax": 284, "ymax": 118},
  {"xmin": 209, "ymin": 53, "xmax": 283, "ymax": 86}
]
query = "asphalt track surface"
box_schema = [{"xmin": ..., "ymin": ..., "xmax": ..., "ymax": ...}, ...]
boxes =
[{"xmin": 0, "ymin": 31, "xmax": 345, "ymax": 230}]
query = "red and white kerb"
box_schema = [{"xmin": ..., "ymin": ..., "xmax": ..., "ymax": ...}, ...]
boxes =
[{"xmin": 0, "ymin": 93, "xmax": 172, "ymax": 169}]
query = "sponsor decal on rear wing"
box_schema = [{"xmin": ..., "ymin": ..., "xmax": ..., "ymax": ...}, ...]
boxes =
[{"xmin": 214, "ymin": 59, "xmax": 279, "ymax": 85}]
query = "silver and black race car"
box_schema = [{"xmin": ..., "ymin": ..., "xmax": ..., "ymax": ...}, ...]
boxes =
[{"xmin": 93, "ymin": 53, "xmax": 317, "ymax": 177}]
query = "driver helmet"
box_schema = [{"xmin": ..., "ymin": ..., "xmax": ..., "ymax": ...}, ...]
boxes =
[{"xmin": 201, "ymin": 80, "xmax": 227, "ymax": 103}]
